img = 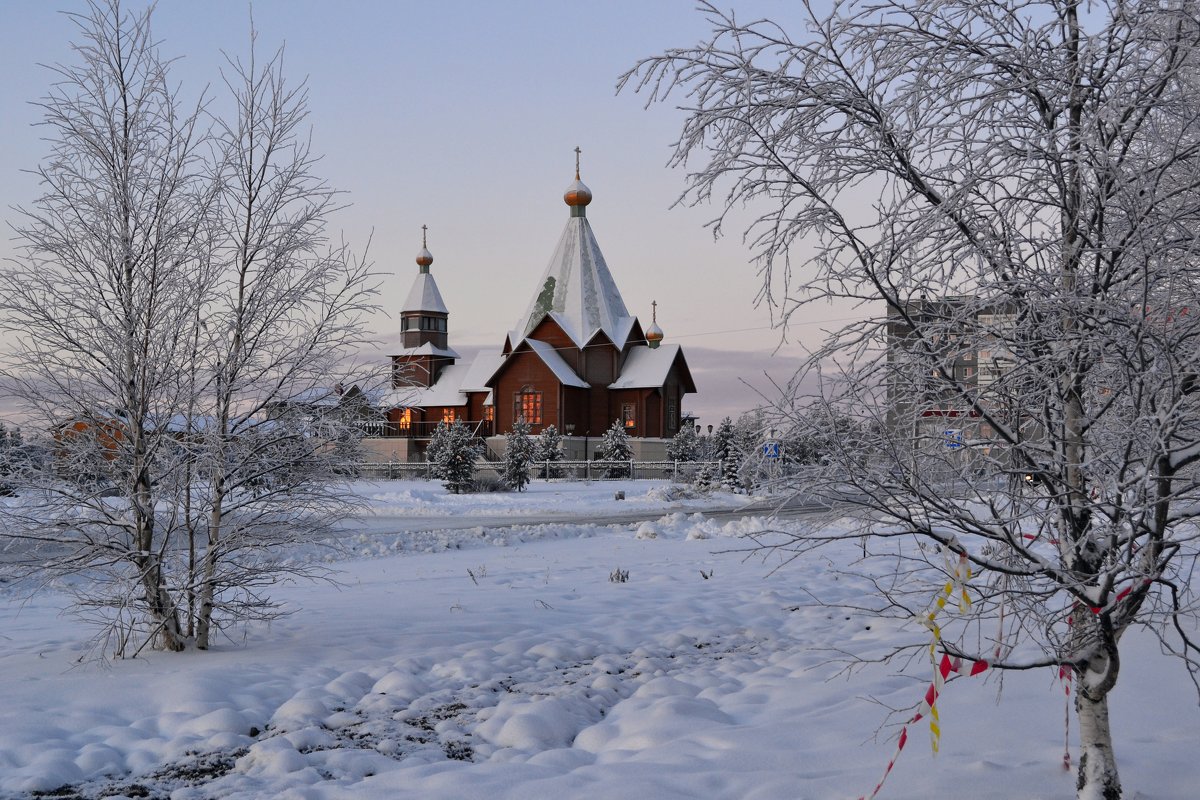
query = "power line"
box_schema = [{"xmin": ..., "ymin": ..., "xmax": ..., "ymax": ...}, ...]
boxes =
[{"xmin": 406, "ymin": 314, "xmax": 867, "ymax": 359}]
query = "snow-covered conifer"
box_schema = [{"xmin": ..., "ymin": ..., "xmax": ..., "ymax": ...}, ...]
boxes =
[
  {"xmin": 597, "ymin": 420, "xmax": 633, "ymax": 478},
  {"xmin": 711, "ymin": 417, "xmax": 742, "ymax": 492},
  {"xmin": 425, "ymin": 421, "xmax": 451, "ymax": 482},
  {"xmin": 433, "ymin": 420, "xmax": 480, "ymax": 494},
  {"xmin": 667, "ymin": 424, "xmax": 700, "ymax": 463},
  {"xmin": 534, "ymin": 424, "xmax": 564, "ymax": 478},
  {"xmin": 503, "ymin": 418, "xmax": 536, "ymax": 491}
]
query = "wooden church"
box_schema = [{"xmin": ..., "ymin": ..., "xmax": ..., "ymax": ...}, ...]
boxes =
[{"xmin": 378, "ymin": 156, "xmax": 696, "ymax": 460}]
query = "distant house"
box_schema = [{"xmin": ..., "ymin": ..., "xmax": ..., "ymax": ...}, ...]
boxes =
[
  {"xmin": 54, "ymin": 417, "xmax": 126, "ymax": 462},
  {"xmin": 373, "ymin": 159, "xmax": 696, "ymax": 462}
]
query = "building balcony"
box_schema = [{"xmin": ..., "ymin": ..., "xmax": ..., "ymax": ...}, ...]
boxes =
[{"xmin": 358, "ymin": 420, "xmax": 493, "ymax": 439}]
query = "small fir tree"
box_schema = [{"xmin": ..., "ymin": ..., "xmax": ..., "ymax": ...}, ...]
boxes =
[
  {"xmin": 733, "ymin": 410, "xmax": 768, "ymax": 494},
  {"xmin": 712, "ymin": 416, "xmax": 742, "ymax": 492},
  {"xmin": 503, "ymin": 418, "xmax": 536, "ymax": 492},
  {"xmin": 535, "ymin": 424, "xmax": 564, "ymax": 478},
  {"xmin": 694, "ymin": 461, "xmax": 715, "ymax": 494},
  {"xmin": 597, "ymin": 419, "xmax": 633, "ymax": 478},
  {"xmin": 425, "ymin": 421, "xmax": 451, "ymax": 481},
  {"xmin": 428, "ymin": 420, "xmax": 480, "ymax": 493},
  {"xmin": 667, "ymin": 424, "xmax": 700, "ymax": 462}
]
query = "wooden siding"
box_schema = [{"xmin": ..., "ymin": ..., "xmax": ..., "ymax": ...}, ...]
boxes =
[
  {"xmin": 525, "ymin": 316, "xmax": 580, "ymax": 374},
  {"xmin": 492, "ymin": 349, "xmax": 563, "ymax": 435}
]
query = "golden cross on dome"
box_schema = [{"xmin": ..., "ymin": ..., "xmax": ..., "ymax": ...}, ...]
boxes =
[
  {"xmin": 652, "ymin": 299, "xmax": 658, "ymax": 323},
  {"xmin": 421, "ymin": 224, "xmax": 428, "ymax": 248},
  {"xmin": 574, "ymin": 146, "xmax": 582, "ymax": 180}
]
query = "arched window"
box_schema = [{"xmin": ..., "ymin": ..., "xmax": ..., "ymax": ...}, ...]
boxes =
[
  {"xmin": 396, "ymin": 408, "xmax": 412, "ymax": 431},
  {"xmin": 514, "ymin": 385, "xmax": 543, "ymax": 425}
]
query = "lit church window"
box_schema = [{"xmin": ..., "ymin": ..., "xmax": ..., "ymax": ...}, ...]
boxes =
[{"xmin": 516, "ymin": 386, "xmax": 543, "ymax": 425}]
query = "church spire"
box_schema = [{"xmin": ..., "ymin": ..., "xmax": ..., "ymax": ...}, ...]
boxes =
[
  {"xmin": 403, "ymin": 226, "xmax": 447, "ymax": 318},
  {"xmin": 511, "ymin": 153, "xmax": 631, "ymax": 349}
]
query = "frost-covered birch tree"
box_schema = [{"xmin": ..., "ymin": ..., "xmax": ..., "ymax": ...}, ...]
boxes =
[
  {"xmin": 0, "ymin": 0, "xmax": 211, "ymax": 654},
  {"xmin": 0, "ymin": 1, "xmax": 376, "ymax": 656},
  {"xmin": 188, "ymin": 30, "xmax": 376, "ymax": 650},
  {"xmin": 625, "ymin": 2, "xmax": 1200, "ymax": 797}
]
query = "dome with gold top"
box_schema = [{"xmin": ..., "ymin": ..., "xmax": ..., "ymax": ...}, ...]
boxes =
[
  {"xmin": 563, "ymin": 145, "xmax": 593, "ymax": 213},
  {"xmin": 415, "ymin": 224, "xmax": 434, "ymax": 273},
  {"xmin": 563, "ymin": 178, "xmax": 592, "ymax": 207},
  {"xmin": 645, "ymin": 321, "xmax": 664, "ymax": 348},
  {"xmin": 645, "ymin": 300, "xmax": 664, "ymax": 349}
]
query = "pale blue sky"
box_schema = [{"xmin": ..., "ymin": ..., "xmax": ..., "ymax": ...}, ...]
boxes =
[{"xmin": 0, "ymin": 1, "xmax": 847, "ymax": 426}]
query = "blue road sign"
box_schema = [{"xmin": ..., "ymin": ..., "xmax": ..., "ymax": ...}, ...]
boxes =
[{"xmin": 762, "ymin": 441, "xmax": 781, "ymax": 459}]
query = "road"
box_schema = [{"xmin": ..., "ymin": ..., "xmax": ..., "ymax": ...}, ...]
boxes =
[{"xmin": 358, "ymin": 493, "xmax": 834, "ymax": 536}]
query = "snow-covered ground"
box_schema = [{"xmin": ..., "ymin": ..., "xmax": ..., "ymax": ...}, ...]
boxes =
[{"xmin": 0, "ymin": 480, "xmax": 1195, "ymax": 799}]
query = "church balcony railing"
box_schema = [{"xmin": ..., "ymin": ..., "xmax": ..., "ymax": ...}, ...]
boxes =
[{"xmin": 357, "ymin": 420, "xmax": 493, "ymax": 439}]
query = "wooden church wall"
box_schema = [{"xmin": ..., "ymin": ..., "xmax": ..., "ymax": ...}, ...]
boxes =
[
  {"xmin": 561, "ymin": 386, "xmax": 590, "ymax": 437},
  {"xmin": 391, "ymin": 354, "xmax": 434, "ymax": 388},
  {"xmin": 526, "ymin": 317, "xmax": 580, "ymax": 373},
  {"xmin": 609, "ymin": 388, "xmax": 658, "ymax": 438},
  {"xmin": 646, "ymin": 391, "xmax": 663, "ymax": 438},
  {"xmin": 493, "ymin": 350, "xmax": 563, "ymax": 435},
  {"xmin": 581, "ymin": 342, "xmax": 617, "ymax": 387}
]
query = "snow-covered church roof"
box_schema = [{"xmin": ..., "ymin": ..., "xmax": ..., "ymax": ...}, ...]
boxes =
[
  {"xmin": 608, "ymin": 344, "xmax": 691, "ymax": 390},
  {"xmin": 404, "ymin": 272, "xmax": 448, "ymax": 315},
  {"xmin": 382, "ymin": 350, "xmax": 503, "ymax": 411},
  {"xmin": 389, "ymin": 341, "xmax": 460, "ymax": 360},
  {"xmin": 510, "ymin": 174, "xmax": 633, "ymax": 349}
]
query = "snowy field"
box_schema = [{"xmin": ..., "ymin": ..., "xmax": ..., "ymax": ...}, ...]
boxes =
[{"xmin": 0, "ymin": 480, "xmax": 1195, "ymax": 799}]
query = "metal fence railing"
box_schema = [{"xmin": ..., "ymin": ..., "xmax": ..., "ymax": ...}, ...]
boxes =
[{"xmin": 356, "ymin": 459, "xmax": 723, "ymax": 483}]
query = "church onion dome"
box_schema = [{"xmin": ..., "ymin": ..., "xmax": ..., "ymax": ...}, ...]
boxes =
[
  {"xmin": 646, "ymin": 321, "xmax": 664, "ymax": 348},
  {"xmin": 563, "ymin": 178, "xmax": 592, "ymax": 207},
  {"xmin": 564, "ymin": 146, "xmax": 592, "ymax": 210},
  {"xmin": 645, "ymin": 300, "xmax": 664, "ymax": 348},
  {"xmin": 415, "ymin": 224, "xmax": 434, "ymax": 273}
]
